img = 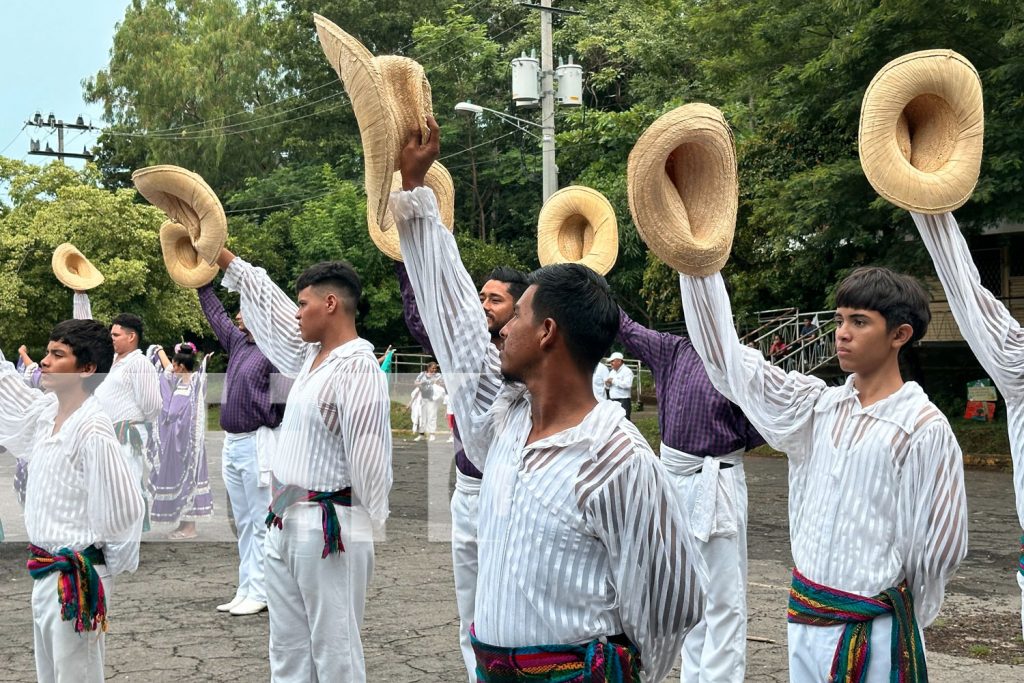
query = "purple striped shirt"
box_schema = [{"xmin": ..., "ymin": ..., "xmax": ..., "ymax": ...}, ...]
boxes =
[
  {"xmin": 617, "ymin": 308, "xmax": 765, "ymax": 455},
  {"xmin": 396, "ymin": 262, "xmax": 481, "ymax": 479},
  {"xmin": 198, "ymin": 285, "xmax": 286, "ymax": 434}
]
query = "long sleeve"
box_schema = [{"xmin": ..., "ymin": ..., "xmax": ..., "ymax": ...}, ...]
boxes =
[
  {"xmin": 585, "ymin": 455, "xmax": 706, "ymax": 681},
  {"xmin": 132, "ymin": 360, "xmax": 162, "ymax": 423},
  {"xmin": 198, "ymin": 284, "xmax": 243, "ymax": 354},
  {"xmin": 914, "ymin": 212, "xmax": 1024, "ymax": 398},
  {"xmin": 221, "ymin": 257, "xmax": 310, "ymax": 378},
  {"xmin": 337, "ymin": 356, "xmax": 393, "ymax": 523},
  {"xmin": 897, "ymin": 417, "xmax": 968, "ymax": 627},
  {"xmin": 73, "ymin": 292, "xmax": 92, "ymax": 320},
  {"xmin": 0, "ymin": 358, "xmax": 49, "ymax": 458},
  {"xmin": 395, "ymin": 261, "xmax": 433, "ymax": 353},
  {"xmin": 390, "ymin": 187, "xmax": 503, "ymax": 467},
  {"xmin": 84, "ymin": 432, "xmax": 145, "ymax": 563},
  {"xmin": 617, "ymin": 307, "xmax": 670, "ymax": 366},
  {"xmin": 610, "ymin": 366, "xmax": 634, "ymax": 390},
  {"xmin": 679, "ymin": 272, "xmax": 825, "ymax": 460}
]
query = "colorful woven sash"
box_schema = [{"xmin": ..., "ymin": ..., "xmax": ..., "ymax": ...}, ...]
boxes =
[
  {"xmin": 470, "ymin": 625, "xmax": 641, "ymax": 682},
  {"xmin": 111, "ymin": 420, "xmax": 144, "ymax": 455},
  {"xmin": 787, "ymin": 568, "xmax": 927, "ymax": 683},
  {"xmin": 265, "ymin": 479, "xmax": 352, "ymax": 559},
  {"xmin": 27, "ymin": 544, "xmax": 107, "ymax": 634}
]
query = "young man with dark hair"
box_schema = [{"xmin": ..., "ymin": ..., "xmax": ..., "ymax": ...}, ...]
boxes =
[
  {"xmin": 0, "ymin": 320, "xmax": 145, "ymax": 683},
  {"xmin": 197, "ymin": 284, "xmax": 287, "ymax": 617},
  {"xmin": 679, "ymin": 265, "xmax": 967, "ymax": 681},
  {"xmin": 395, "ymin": 259, "xmax": 530, "ymax": 681},
  {"xmin": 212, "ymin": 248, "xmax": 392, "ymax": 682},
  {"xmin": 913, "ymin": 211, "xmax": 1024, "ymax": 639},
  {"xmin": 392, "ymin": 117, "xmax": 705, "ymax": 682}
]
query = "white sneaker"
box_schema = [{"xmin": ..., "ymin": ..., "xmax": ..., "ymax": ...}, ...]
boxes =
[
  {"xmin": 428, "ymin": 434, "xmax": 436, "ymax": 442},
  {"xmin": 230, "ymin": 598, "xmax": 268, "ymax": 616},
  {"xmin": 446, "ymin": 435, "xmax": 454, "ymax": 443},
  {"xmin": 414, "ymin": 435, "xmax": 423, "ymax": 442},
  {"xmin": 217, "ymin": 595, "xmax": 246, "ymax": 613}
]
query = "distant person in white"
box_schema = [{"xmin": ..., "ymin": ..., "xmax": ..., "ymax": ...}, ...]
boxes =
[
  {"xmin": 592, "ymin": 360, "xmax": 609, "ymax": 401},
  {"xmin": 391, "ymin": 116, "xmax": 706, "ymax": 682},
  {"xmin": 0, "ymin": 320, "xmax": 144, "ymax": 683},
  {"xmin": 605, "ymin": 351, "xmax": 634, "ymax": 418},
  {"xmin": 213, "ymin": 248, "xmax": 393, "ymax": 683}
]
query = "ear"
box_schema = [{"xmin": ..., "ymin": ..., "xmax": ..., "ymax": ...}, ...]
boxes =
[
  {"xmin": 78, "ymin": 362, "xmax": 97, "ymax": 379},
  {"xmin": 891, "ymin": 322, "xmax": 914, "ymax": 350},
  {"xmin": 538, "ymin": 317, "xmax": 558, "ymax": 351},
  {"xmin": 324, "ymin": 291, "xmax": 339, "ymax": 314}
]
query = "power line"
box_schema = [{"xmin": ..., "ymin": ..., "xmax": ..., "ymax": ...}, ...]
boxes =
[{"xmin": 0, "ymin": 124, "xmax": 27, "ymax": 156}]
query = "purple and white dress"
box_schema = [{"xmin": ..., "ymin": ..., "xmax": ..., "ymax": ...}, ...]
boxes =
[{"xmin": 149, "ymin": 356, "xmax": 213, "ymax": 523}]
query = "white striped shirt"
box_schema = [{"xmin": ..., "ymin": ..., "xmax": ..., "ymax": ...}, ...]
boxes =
[
  {"xmin": 914, "ymin": 212, "xmax": 1024, "ymax": 528},
  {"xmin": 0, "ymin": 357, "xmax": 145, "ymax": 575},
  {"xmin": 94, "ymin": 349, "xmax": 162, "ymax": 425},
  {"xmin": 679, "ymin": 272, "xmax": 967, "ymax": 628},
  {"xmin": 391, "ymin": 187, "xmax": 706, "ymax": 682},
  {"xmin": 221, "ymin": 258, "xmax": 393, "ymax": 522},
  {"xmin": 73, "ymin": 292, "xmax": 92, "ymax": 320}
]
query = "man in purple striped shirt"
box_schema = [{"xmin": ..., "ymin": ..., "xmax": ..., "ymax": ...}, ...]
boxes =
[
  {"xmin": 395, "ymin": 261, "xmax": 527, "ymax": 682},
  {"xmin": 198, "ymin": 284, "xmax": 286, "ymax": 617},
  {"xmin": 617, "ymin": 307, "xmax": 764, "ymax": 683}
]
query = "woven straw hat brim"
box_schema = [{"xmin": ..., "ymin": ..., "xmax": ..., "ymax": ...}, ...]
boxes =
[
  {"xmin": 537, "ymin": 186, "xmax": 618, "ymax": 275},
  {"xmin": 627, "ymin": 103, "xmax": 737, "ymax": 276},
  {"xmin": 131, "ymin": 165, "xmax": 227, "ymax": 264},
  {"xmin": 52, "ymin": 243, "xmax": 105, "ymax": 290},
  {"xmin": 314, "ymin": 15, "xmax": 433, "ymax": 234},
  {"xmin": 859, "ymin": 49, "xmax": 983, "ymax": 214},
  {"xmin": 159, "ymin": 221, "xmax": 220, "ymax": 288},
  {"xmin": 376, "ymin": 162, "xmax": 455, "ymax": 261}
]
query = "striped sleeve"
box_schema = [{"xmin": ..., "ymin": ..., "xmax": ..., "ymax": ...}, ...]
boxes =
[
  {"xmin": 221, "ymin": 257, "xmax": 310, "ymax": 377},
  {"xmin": 390, "ymin": 187, "xmax": 502, "ymax": 467},
  {"xmin": 581, "ymin": 437, "xmax": 706, "ymax": 681},
  {"xmin": 73, "ymin": 292, "xmax": 92, "ymax": 320},
  {"xmin": 337, "ymin": 356, "xmax": 393, "ymax": 523},
  {"xmin": 0, "ymin": 358, "xmax": 49, "ymax": 459},
  {"xmin": 83, "ymin": 428, "xmax": 145, "ymax": 545}
]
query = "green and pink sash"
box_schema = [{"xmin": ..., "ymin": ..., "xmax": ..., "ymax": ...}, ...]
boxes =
[
  {"xmin": 27, "ymin": 544, "xmax": 108, "ymax": 634},
  {"xmin": 787, "ymin": 568, "xmax": 927, "ymax": 682},
  {"xmin": 265, "ymin": 478, "xmax": 352, "ymax": 559}
]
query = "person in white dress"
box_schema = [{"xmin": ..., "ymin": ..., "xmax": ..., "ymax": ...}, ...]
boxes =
[
  {"xmin": 391, "ymin": 116, "xmax": 706, "ymax": 682},
  {"xmin": 679, "ymin": 266, "xmax": 968, "ymax": 681},
  {"xmin": 0, "ymin": 320, "xmax": 144, "ymax": 683}
]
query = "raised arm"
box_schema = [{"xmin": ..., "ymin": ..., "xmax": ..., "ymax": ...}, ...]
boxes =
[
  {"xmin": 913, "ymin": 212, "xmax": 1024, "ymax": 400},
  {"xmin": 679, "ymin": 272, "xmax": 824, "ymax": 458},
  {"xmin": 394, "ymin": 261, "xmax": 433, "ymax": 353},
  {"xmin": 73, "ymin": 292, "xmax": 92, "ymax": 320},
  {"xmin": 617, "ymin": 307, "xmax": 671, "ymax": 366},
  {"xmin": 197, "ymin": 284, "xmax": 243, "ymax": 354},
  {"xmin": 219, "ymin": 253, "xmax": 309, "ymax": 377},
  {"xmin": 897, "ymin": 415, "xmax": 968, "ymax": 627},
  {"xmin": 337, "ymin": 356, "xmax": 393, "ymax": 524},
  {"xmin": 0, "ymin": 356, "xmax": 50, "ymax": 459},
  {"xmin": 585, "ymin": 451, "xmax": 706, "ymax": 681}
]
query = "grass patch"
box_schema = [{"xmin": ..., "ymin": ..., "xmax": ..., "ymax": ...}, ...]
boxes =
[{"xmin": 968, "ymin": 644, "xmax": 992, "ymax": 657}]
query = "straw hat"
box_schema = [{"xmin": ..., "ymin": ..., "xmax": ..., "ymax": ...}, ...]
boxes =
[
  {"xmin": 313, "ymin": 15, "xmax": 433, "ymax": 244},
  {"xmin": 376, "ymin": 162, "xmax": 455, "ymax": 261},
  {"xmin": 131, "ymin": 165, "xmax": 227, "ymax": 265},
  {"xmin": 627, "ymin": 103, "xmax": 738, "ymax": 276},
  {"xmin": 859, "ymin": 50, "xmax": 983, "ymax": 214},
  {"xmin": 159, "ymin": 221, "xmax": 220, "ymax": 288},
  {"xmin": 537, "ymin": 186, "xmax": 618, "ymax": 275},
  {"xmin": 52, "ymin": 243, "xmax": 104, "ymax": 290}
]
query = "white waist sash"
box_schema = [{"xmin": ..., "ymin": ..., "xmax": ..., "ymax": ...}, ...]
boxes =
[
  {"xmin": 455, "ymin": 469, "xmax": 482, "ymax": 495},
  {"xmin": 660, "ymin": 442, "xmax": 743, "ymax": 542}
]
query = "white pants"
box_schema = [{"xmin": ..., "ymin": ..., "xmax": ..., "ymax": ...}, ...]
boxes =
[
  {"xmin": 32, "ymin": 566, "xmax": 112, "ymax": 683},
  {"xmin": 419, "ymin": 399, "xmax": 440, "ymax": 434},
  {"xmin": 223, "ymin": 432, "xmax": 271, "ymax": 603},
  {"xmin": 668, "ymin": 462, "xmax": 748, "ymax": 683},
  {"xmin": 451, "ymin": 471, "xmax": 481, "ymax": 682},
  {"xmin": 118, "ymin": 430, "xmax": 152, "ymax": 529},
  {"xmin": 266, "ymin": 502, "xmax": 374, "ymax": 683},
  {"xmin": 788, "ymin": 616, "xmax": 899, "ymax": 682},
  {"xmin": 1018, "ymin": 572, "xmax": 1024, "ymax": 640}
]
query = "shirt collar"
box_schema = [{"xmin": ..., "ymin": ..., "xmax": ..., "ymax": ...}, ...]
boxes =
[
  {"xmin": 814, "ymin": 375, "xmax": 926, "ymax": 434},
  {"xmin": 523, "ymin": 398, "xmax": 626, "ymax": 455}
]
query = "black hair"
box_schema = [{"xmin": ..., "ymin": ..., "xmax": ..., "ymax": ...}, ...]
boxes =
[
  {"xmin": 49, "ymin": 319, "xmax": 114, "ymax": 393},
  {"xmin": 295, "ymin": 261, "xmax": 365, "ymax": 317},
  {"xmin": 111, "ymin": 313, "xmax": 144, "ymax": 347},
  {"xmin": 527, "ymin": 263, "xmax": 620, "ymax": 374},
  {"xmin": 835, "ymin": 266, "xmax": 931, "ymax": 345},
  {"xmin": 487, "ymin": 266, "xmax": 530, "ymax": 302},
  {"xmin": 172, "ymin": 346, "xmax": 196, "ymax": 372}
]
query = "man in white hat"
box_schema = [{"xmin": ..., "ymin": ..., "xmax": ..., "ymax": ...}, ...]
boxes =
[
  {"xmin": 604, "ymin": 351, "xmax": 634, "ymax": 418},
  {"xmin": 391, "ymin": 116, "xmax": 705, "ymax": 682},
  {"xmin": 212, "ymin": 248, "xmax": 392, "ymax": 683}
]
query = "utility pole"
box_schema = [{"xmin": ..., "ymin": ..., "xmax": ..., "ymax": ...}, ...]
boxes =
[
  {"xmin": 539, "ymin": 0, "xmax": 557, "ymax": 202},
  {"xmin": 26, "ymin": 112, "xmax": 94, "ymax": 162}
]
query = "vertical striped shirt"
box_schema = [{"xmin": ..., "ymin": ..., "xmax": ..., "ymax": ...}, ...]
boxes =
[
  {"xmin": 678, "ymin": 272, "xmax": 967, "ymax": 631},
  {"xmin": 221, "ymin": 258, "xmax": 392, "ymax": 523},
  {"xmin": 0, "ymin": 357, "xmax": 145, "ymax": 575},
  {"xmin": 914, "ymin": 212, "xmax": 1024, "ymax": 529},
  {"xmin": 391, "ymin": 186, "xmax": 706, "ymax": 682}
]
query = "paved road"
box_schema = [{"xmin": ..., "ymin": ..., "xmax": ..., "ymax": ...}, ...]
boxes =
[{"xmin": 0, "ymin": 434, "xmax": 1021, "ymax": 681}]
